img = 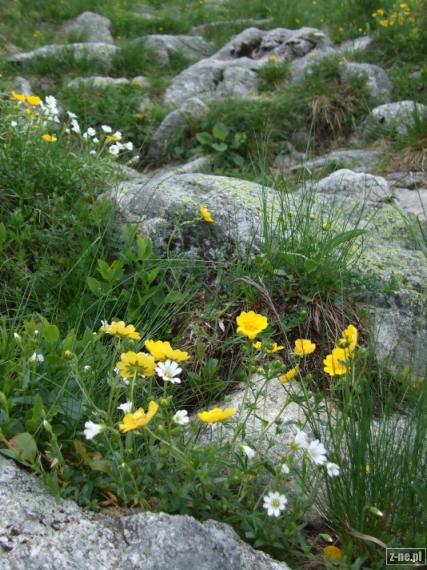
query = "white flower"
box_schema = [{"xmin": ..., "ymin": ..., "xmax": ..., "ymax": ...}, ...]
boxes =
[
  {"xmin": 67, "ymin": 110, "xmax": 77, "ymax": 119},
  {"xmin": 83, "ymin": 421, "xmax": 104, "ymax": 440},
  {"xmin": 11, "ymin": 120, "xmax": 17, "ymax": 127},
  {"xmin": 326, "ymin": 462, "xmax": 340, "ymax": 477},
  {"xmin": 101, "ymin": 125, "xmax": 112, "ymax": 133},
  {"xmin": 156, "ymin": 360, "xmax": 182, "ymax": 384},
  {"xmin": 86, "ymin": 127, "xmax": 96, "ymax": 137},
  {"xmin": 109, "ymin": 144, "xmax": 121, "ymax": 156},
  {"xmin": 112, "ymin": 130, "xmax": 122, "ymax": 140},
  {"xmin": 90, "ymin": 150, "xmax": 96, "ymax": 155},
  {"xmin": 241, "ymin": 444, "xmax": 256, "ymax": 459},
  {"xmin": 34, "ymin": 329, "xmax": 39, "ymax": 336},
  {"xmin": 30, "ymin": 352, "xmax": 44, "ymax": 363},
  {"xmin": 293, "ymin": 430, "xmax": 309, "ymax": 450},
  {"xmin": 123, "ymin": 141, "xmax": 134, "ymax": 151},
  {"xmin": 117, "ymin": 401, "xmax": 133, "ymax": 414},
  {"xmin": 13, "ymin": 332, "xmax": 21, "ymax": 341},
  {"xmin": 172, "ymin": 410, "xmax": 189, "ymax": 425},
  {"xmin": 100, "ymin": 320, "xmax": 109, "ymax": 327},
  {"xmin": 263, "ymin": 491, "xmax": 288, "ymax": 517},
  {"xmin": 71, "ymin": 119, "xmax": 81, "ymax": 134},
  {"xmin": 83, "ymin": 365, "xmax": 91, "ymax": 372},
  {"xmin": 92, "ymin": 137, "xmax": 99, "ymax": 144},
  {"xmin": 306, "ymin": 439, "xmax": 327, "ymax": 465},
  {"xmin": 281, "ymin": 463, "xmax": 290, "ymax": 475},
  {"xmin": 83, "ymin": 132, "xmax": 89, "ymax": 140}
]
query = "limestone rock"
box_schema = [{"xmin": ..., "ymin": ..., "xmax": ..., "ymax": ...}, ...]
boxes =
[
  {"xmin": 310, "ymin": 169, "xmax": 392, "ymax": 202},
  {"xmin": 8, "ymin": 43, "xmax": 119, "ymax": 70},
  {"xmin": 336, "ymin": 35, "xmax": 373, "ymax": 54},
  {"xmin": 367, "ymin": 100, "xmax": 427, "ymax": 135},
  {"xmin": 394, "ymin": 188, "xmax": 427, "ymax": 220},
  {"xmin": 0, "ymin": 457, "xmax": 289, "ymax": 570},
  {"xmin": 281, "ymin": 148, "xmax": 381, "ymax": 173},
  {"xmin": 62, "ymin": 11, "xmax": 114, "ymax": 44},
  {"xmin": 164, "ymin": 27, "xmax": 330, "ymax": 106},
  {"xmin": 147, "ymin": 97, "xmax": 208, "ymax": 159},
  {"xmin": 340, "ymin": 62, "xmax": 392, "ymax": 103},
  {"xmin": 140, "ymin": 34, "xmax": 213, "ymax": 65}
]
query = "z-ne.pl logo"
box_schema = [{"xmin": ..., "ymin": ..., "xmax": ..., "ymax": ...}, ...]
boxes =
[{"xmin": 386, "ymin": 548, "xmax": 426, "ymax": 566}]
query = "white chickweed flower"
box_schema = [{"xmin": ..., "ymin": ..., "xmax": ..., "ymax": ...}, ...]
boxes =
[
  {"xmin": 281, "ymin": 463, "xmax": 290, "ymax": 475},
  {"xmin": 83, "ymin": 421, "xmax": 104, "ymax": 440},
  {"xmin": 326, "ymin": 462, "xmax": 340, "ymax": 477},
  {"xmin": 123, "ymin": 141, "xmax": 134, "ymax": 151},
  {"xmin": 117, "ymin": 401, "xmax": 133, "ymax": 414},
  {"xmin": 71, "ymin": 119, "xmax": 81, "ymax": 134},
  {"xmin": 13, "ymin": 332, "xmax": 21, "ymax": 341},
  {"xmin": 86, "ymin": 127, "xmax": 96, "ymax": 137},
  {"xmin": 241, "ymin": 444, "xmax": 256, "ymax": 460},
  {"xmin": 263, "ymin": 491, "xmax": 288, "ymax": 517},
  {"xmin": 306, "ymin": 439, "xmax": 327, "ymax": 465},
  {"xmin": 67, "ymin": 110, "xmax": 77, "ymax": 119},
  {"xmin": 11, "ymin": 120, "xmax": 18, "ymax": 127},
  {"xmin": 30, "ymin": 352, "xmax": 44, "ymax": 363},
  {"xmin": 90, "ymin": 150, "xmax": 96, "ymax": 155},
  {"xmin": 101, "ymin": 125, "xmax": 112, "ymax": 133},
  {"xmin": 292, "ymin": 429, "xmax": 309, "ymax": 450},
  {"xmin": 155, "ymin": 360, "xmax": 182, "ymax": 384},
  {"xmin": 172, "ymin": 410, "xmax": 190, "ymax": 425},
  {"xmin": 109, "ymin": 144, "xmax": 121, "ymax": 156},
  {"xmin": 112, "ymin": 130, "xmax": 122, "ymax": 140},
  {"xmin": 83, "ymin": 365, "xmax": 91, "ymax": 372}
]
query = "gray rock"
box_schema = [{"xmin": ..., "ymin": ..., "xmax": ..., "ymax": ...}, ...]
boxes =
[
  {"xmin": 289, "ymin": 46, "xmax": 336, "ymax": 82},
  {"xmin": 340, "ymin": 62, "xmax": 392, "ymax": 103},
  {"xmin": 141, "ymin": 34, "xmax": 213, "ymax": 65},
  {"xmin": 62, "ymin": 11, "xmax": 114, "ymax": 44},
  {"xmin": 386, "ymin": 171, "xmax": 426, "ymax": 190},
  {"xmin": 336, "ymin": 35, "xmax": 373, "ymax": 54},
  {"xmin": 367, "ymin": 100, "xmax": 427, "ymax": 135},
  {"xmin": 8, "ymin": 43, "xmax": 119, "ymax": 70},
  {"xmin": 164, "ymin": 27, "xmax": 330, "ymax": 106},
  {"xmin": 394, "ymin": 188, "xmax": 427, "ymax": 220},
  {"xmin": 11, "ymin": 76, "xmax": 32, "ymax": 95},
  {"xmin": 147, "ymin": 97, "xmax": 208, "ymax": 159},
  {"xmin": 65, "ymin": 75, "xmax": 150, "ymax": 90},
  {"xmin": 0, "ymin": 457, "xmax": 289, "ymax": 570},
  {"xmin": 310, "ymin": 169, "xmax": 392, "ymax": 202},
  {"xmin": 282, "ymin": 148, "xmax": 381, "ymax": 173}
]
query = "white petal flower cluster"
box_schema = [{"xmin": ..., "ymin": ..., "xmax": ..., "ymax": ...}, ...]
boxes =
[
  {"xmin": 172, "ymin": 410, "xmax": 189, "ymax": 425},
  {"xmin": 292, "ymin": 429, "xmax": 340, "ymax": 475},
  {"xmin": 263, "ymin": 491, "xmax": 288, "ymax": 517},
  {"xmin": 41, "ymin": 95, "xmax": 60, "ymax": 123},
  {"xmin": 156, "ymin": 360, "xmax": 182, "ymax": 384}
]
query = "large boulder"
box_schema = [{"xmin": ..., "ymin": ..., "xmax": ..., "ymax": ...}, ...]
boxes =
[
  {"xmin": 8, "ymin": 43, "xmax": 119, "ymax": 70},
  {"xmin": 340, "ymin": 62, "xmax": 392, "ymax": 103},
  {"xmin": 277, "ymin": 148, "xmax": 381, "ymax": 173},
  {"xmin": 0, "ymin": 457, "xmax": 289, "ymax": 570},
  {"xmin": 61, "ymin": 11, "xmax": 114, "ymax": 44},
  {"xmin": 107, "ymin": 171, "xmax": 427, "ymax": 377},
  {"xmin": 164, "ymin": 27, "xmax": 330, "ymax": 106},
  {"xmin": 366, "ymin": 100, "xmax": 427, "ymax": 135},
  {"xmin": 136, "ymin": 34, "xmax": 213, "ymax": 66}
]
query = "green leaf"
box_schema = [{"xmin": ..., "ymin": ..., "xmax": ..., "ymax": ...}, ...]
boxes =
[
  {"xmin": 25, "ymin": 394, "xmax": 45, "ymax": 432},
  {"xmin": 43, "ymin": 324, "xmax": 60, "ymax": 344},
  {"xmin": 136, "ymin": 235, "xmax": 153, "ymax": 260},
  {"xmin": 211, "ymin": 142, "xmax": 228, "ymax": 152},
  {"xmin": 303, "ymin": 258, "xmax": 318, "ymax": 273},
  {"xmin": 322, "ymin": 229, "xmax": 365, "ymax": 255},
  {"xmin": 196, "ymin": 132, "xmax": 213, "ymax": 146},
  {"xmin": 7, "ymin": 432, "xmax": 38, "ymax": 464},
  {"xmin": 212, "ymin": 122, "xmax": 229, "ymax": 141},
  {"xmin": 87, "ymin": 276, "xmax": 103, "ymax": 297}
]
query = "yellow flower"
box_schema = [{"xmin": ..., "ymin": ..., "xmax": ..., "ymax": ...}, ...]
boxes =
[
  {"xmin": 99, "ymin": 321, "xmax": 141, "ymax": 340},
  {"xmin": 199, "ymin": 204, "xmax": 213, "ymax": 223},
  {"xmin": 337, "ymin": 324, "xmax": 358, "ymax": 353},
  {"xmin": 253, "ymin": 341, "xmax": 284, "ymax": 353},
  {"xmin": 116, "ymin": 351, "xmax": 155, "ymax": 379},
  {"xmin": 144, "ymin": 339, "xmax": 190, "ymax": 362},
  {"xmin": 26, "ymin": 95, "xmax": 41, "ymax": 106},
  {"xmin": 294, "ymin": 339, "xmax": 316, "ymax": 356},
  {"xmin": 197, "ymin": 407, "xmax": 236, "ymax": 423},
  {"xmin": 322, "ymin": 222, "xmax": 330, "ymax": 231},
  {"xmin": 365, "ymin": 464, "xmax": 371, "ymax": 475},
  {"xmin": 10, "ymin": 90, "xmax": 26, "ymax": 102},
  {"xmin": 323, "ymin": 347, "xmax": 349, "ymax": 376},
  {"xmin": 41, "ymin": 134, "xmax": 57, "ymax": 143},
  {"xmin": 268, "ymin": 53, "xmax": 277, "ymax": 63},
  {"xmin": 236, "ymin": 310, "xmax": 268, "ymax": 340},
  {"xmin": 119, "ymin": 401, "xmax": 158, "ymax": 432},
  {"xmin": 279, "ymin": 367, "xmax": 298, "ymax": 384},
  {"xmin": 323, "ymin": 545, "xmax": 343, "ymax": 561},
  {"xmin": 63, "ymin": 350, "xmax": 73, "ymax": 358}
]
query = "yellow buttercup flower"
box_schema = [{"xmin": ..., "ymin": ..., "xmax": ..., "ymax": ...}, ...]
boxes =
[
  {"xmin": 365, "ymin": 464, "xmax": 371, "ymax": 475},
  {"xmin": 323, "ymin": 546, "xmax": 342, "ymax": 561},
  {"xmin": 268, "ymin": 53, "xmax": 277, "ymax": 63},
  {"xmin": 337, "ymin": 324, "xmax": 358, "ymax": 353},
  {"xmin": 119, "ymin": 401, "xmax": 158, "ymax": 432},
  {"xmin": 236, "ymin": 310, "xmax": 268, "ymax": 340},
  {"xmin": 197, "ymin": 407, "xmax": 236, "ymax": 423},
  {"xmin": 10, "ymin": 90, "xmax": 26, "ymax": 102},
  {"xmin": 99, "ymin": 321, "xmax": 141, "ymax": 340},
  {"xmin": 26, "ymin": 95, "xmax": 41, "ymax": 106},
  {"xmin": 323, "ymin": 347, "xmax": 349, "ymax": 376},
  {"xmin": 116, "ymin": 351, "xmax": 155, "ymax": 379},
  {"xmin": 279, "ymin": 367, "xmax": 298, "ymax": 384},
  {"xmin": 294, "ymin": 339, "xmax": 316, "ymax": 356},
  {"xmin": 199, "ymin": 205, "xmax": 213, "ymax": 223},
  {"xmin": 253, "ymin": 341, "xmax": 284, "ymax": 353},
  {"xmin": 144, "ymin": 339, "xmax": 190, "ymax": 362},
  {"xmin": 41, "ymin": 134, "xmax": 57, "ymax": 143}
]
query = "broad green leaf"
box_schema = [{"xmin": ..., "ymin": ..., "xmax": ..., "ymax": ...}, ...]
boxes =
[
  {"xmin": 212, "ymin": 122, "xmax": 229, "ymax": 141},
  {"xmin": 136, "ymin": 235, "xmax": 153, "ymax": 260},
  {"xmin": 7, "ymin": 432, "xmax": 38, "ymax": 463},
  {"xmin": 211, "ymin": 142, "xmax": 228, "ymax": 152},
  {"xmin": 43, "ymin": 324, "xmax": 60, "ymax": 344},
  {"xmin": 196, "ymin": 132, "xmax": 212, "ymax": 145}
]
